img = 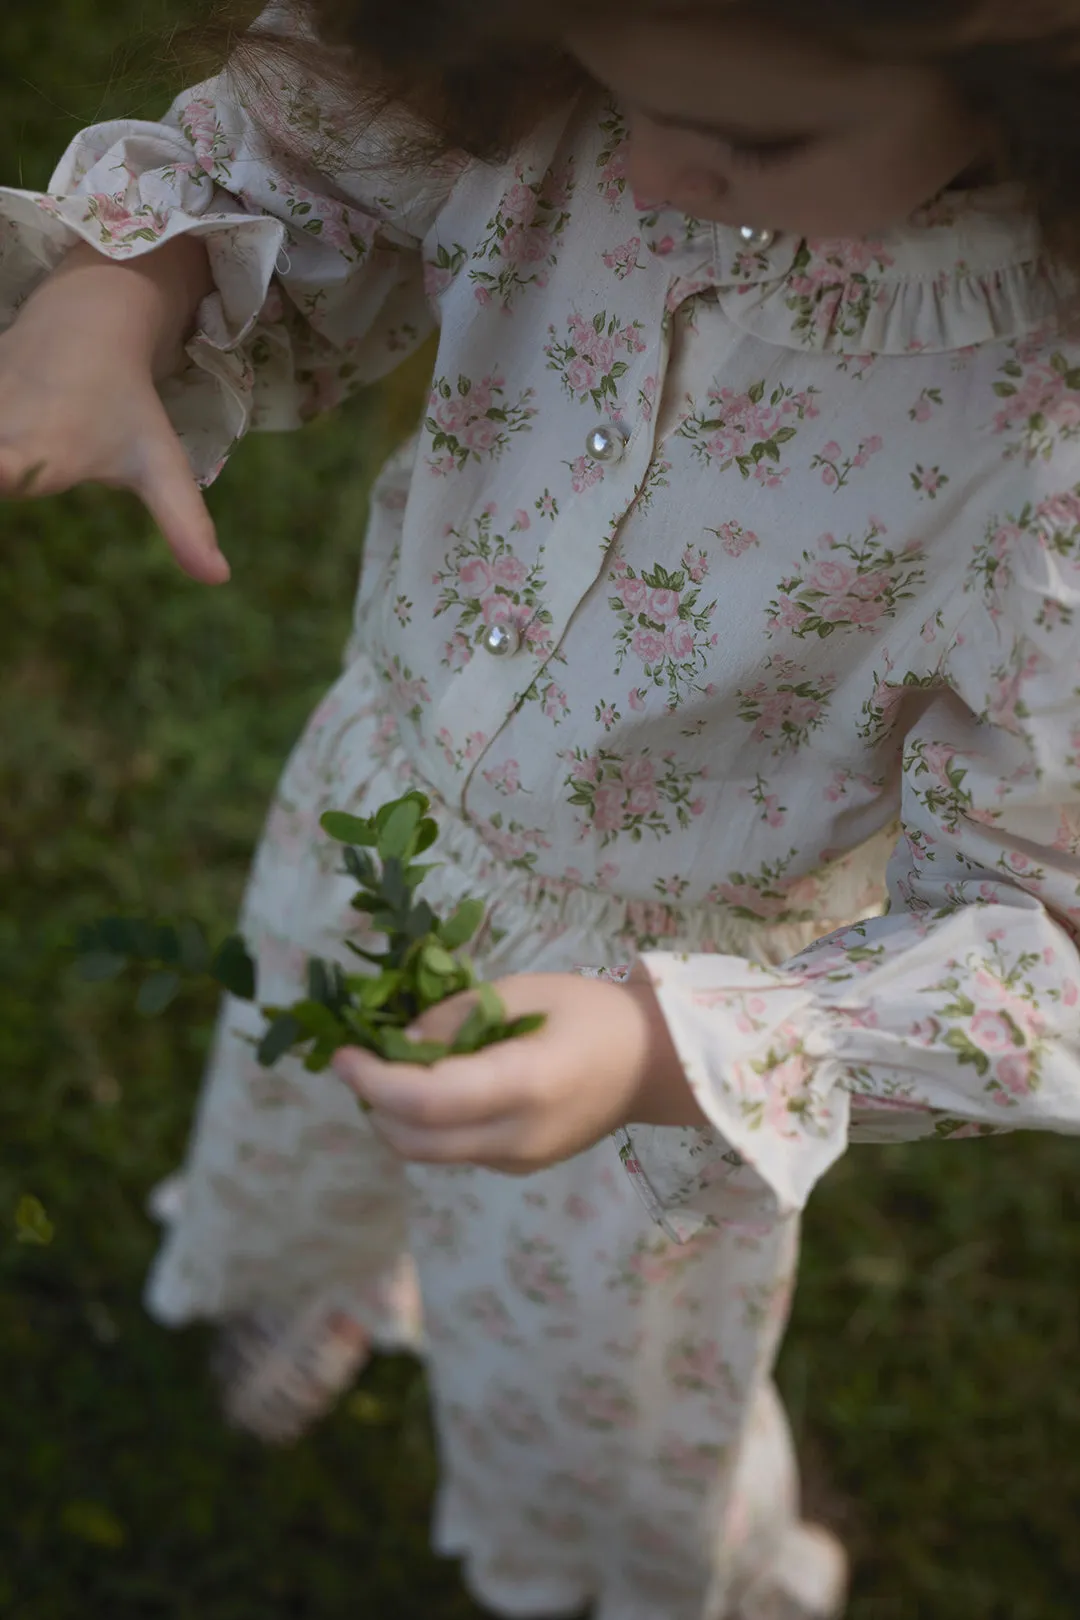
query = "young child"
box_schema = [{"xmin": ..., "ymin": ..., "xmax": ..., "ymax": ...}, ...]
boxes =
[{"xmin": 6, "ymin": 1, "xmax": 1080, "ymax": 1614}]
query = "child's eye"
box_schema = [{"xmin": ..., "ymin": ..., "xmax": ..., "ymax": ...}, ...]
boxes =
[{"xmin": 723, "ymin": 136, "xmax": 809, "ymax": 170}]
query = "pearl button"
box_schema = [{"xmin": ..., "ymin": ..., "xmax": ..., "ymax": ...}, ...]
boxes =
[
  {"xmin": 738, "ymin": 224, "xmax": 776, "ymax": 251},
  {"xmin": 585, "ymin": 424, "xmax": 627, "ymax": 465},
  {"xmin": 482, "ymin": 621, "xmax": 521, "ymax": 658}
]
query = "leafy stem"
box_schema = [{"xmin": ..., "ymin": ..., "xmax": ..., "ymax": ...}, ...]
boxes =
[{"xmin": 76, "ymin": 792, "xmax": 544, "ymax": 1072}]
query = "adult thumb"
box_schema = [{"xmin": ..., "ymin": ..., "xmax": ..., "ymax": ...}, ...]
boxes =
[{"xmin": 133, "ymin": 417, "xmax": 230, "ymax": 585}]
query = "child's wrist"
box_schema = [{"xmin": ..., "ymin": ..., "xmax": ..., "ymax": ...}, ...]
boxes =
[
  {"xmin": 25, "ymin": 236, "xmax": 214, "ymax": 379},
  {"xmin": 624, "ymin": 975, "xmax": 709, "ymax": 1130}
]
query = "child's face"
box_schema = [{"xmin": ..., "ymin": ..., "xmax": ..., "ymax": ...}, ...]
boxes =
[{"xmin": 568, "ymin": 15, "xmax": 989, "ymax": 237}]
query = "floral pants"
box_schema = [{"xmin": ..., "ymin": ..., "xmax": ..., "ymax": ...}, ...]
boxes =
[{"xmin": 147, "ymin": 656, "xmax": 846, "ymax": 1620}]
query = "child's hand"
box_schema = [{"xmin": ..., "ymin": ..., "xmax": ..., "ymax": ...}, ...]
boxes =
[
  {"xmin": 332, "ymin": 971, "xmax": 709, "ymax": 1175},
  {"xmin": 0, "ymin": 239, "xmax": 227, "ymax": 583}
]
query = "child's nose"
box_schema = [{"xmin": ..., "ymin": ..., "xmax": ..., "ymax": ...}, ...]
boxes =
[{"xmin": 627, "ymin": 122, "xmax": 731, "ymax": 216}]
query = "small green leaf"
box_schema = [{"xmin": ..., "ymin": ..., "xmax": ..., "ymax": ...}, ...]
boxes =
[
  {"xmin": 421, "ymin": 943, "xmax": 459, "ymax": 979},
  {"xmin": 404, "ymin": 899, "xmax": 438, "ymax": 941},
  {"xmin": 61, "ymin": 1501, "xmax": 126, "ymax": 1550},
  {"xmin": 374, "ymin": 791, "xmax": 429, "ymax": 832},
  {"xmin": 346, "ymin": 1391, "xmax": 394, "ymax": 1426},
  {"xmin": 96, "ymin": 917, "xmax": 140, "ymax": 956},
  {"xmin": 136, "ymin": 971, "xmax": 182, "ymax": 1017},
  {"xmin": 321, "ymin": 811, "xmax": 377, "ymax": 846},
  {"xmin": 476, "ymin": 982, "xmax": 506, "ymax": 1024},
  {"xmin": 303, "ymin": 1040, "xmax": 340, "ymax": 1073},
  {"xmin": 378, "ymin": 798, "xmax": 422, "ymax": 862},
  {"xmin": 287, "ymin": 999, "xmax": 347, "ymax": 1045},
  {"xmin": 212, "ymin": 935, "xmax": 257, "ymax": 1001},
  {"xmin": 416, "ymin": 967, "xmax": 451, "ymax": 1010},
  {"xmin": 440, "ymin": 898, "xmax": 484, "ymax": 950},
  {"xmin": 340, "ymin": 1009, "xmax": 381, "ymax": 1052},
  {"xmin": 369, "ymin": 911, "xmax": 402, "ymax": 936},
  {"xmin": 501, "ymin": 1013, "xmax": 547, "ymax": 1040},
  {"xmin": 258, "ymin": 1014, "xmax": 304, "ymax": 1068},
  {"xmin": 177, "ymin": 918, "xmax": 211, "ymax": 975},
  {"xmin": 379, "ymin": 1028, "xmax": 450, "ymax": 1066},
  {"xmin": 449, "ymin": 1004, "xmax": 491, "ymax": 1055},
  {"xmin": 344, "ymin": 846, "xmax": 376, "ymax": 885},
  {"xmin": 415, "ymin": 818, "xmax": 440, "ymax": 855},
  {"xmin": 78, "ymin": 951, "xmax": 128, "ymax": 983},
  {"xmin": 450, "ymin": 983, "xmax": 510, "ymax": 1054},
  {"xmin": 15, "ymin": 1195, "xmax": 55, "ymax": 1247},
  {"xmin": 128, "ymin": 919, "xmax": 161, "ymax": 961},
  {"xmin": 455, "ymin": 954, "xmax": 480, "ymax": 990},
  {"xmin": 356, "ymin": 972, "xmax": 403, "ymax": 1010},
  {"xmin": 308, "ymin": 957, "xmax": 332, "ymax": 1006},
  {"xmin": 403, "ymin": 862, "xmax": 440, "ymax": 889},
  {"xmin": 380, "ymin": 859, "xmax": 411, "ymax": 912},
  {"xmin": 154, "ymin": 925, "xmax": 181, "ymax": 965}
]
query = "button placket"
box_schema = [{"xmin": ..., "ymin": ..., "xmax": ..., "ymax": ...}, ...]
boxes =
[
  {"xmin": 451, "ymin": 293, "xmax": 670, "ymax": 808},
  {"xmin": 447, "ymin": 419, "xmax": 648, "ymax": 789}
]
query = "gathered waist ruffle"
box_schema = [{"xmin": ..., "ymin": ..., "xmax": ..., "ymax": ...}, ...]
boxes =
[{"xmin": 335, "ymin": 649, "xmax": 880, "ymax": 968}]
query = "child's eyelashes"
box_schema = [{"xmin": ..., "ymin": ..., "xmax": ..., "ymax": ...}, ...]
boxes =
[
  {"xmin": 630, "ymin": 101, "xmax": 817, "ymax": 174},
  {"xmin": 719, "ymin": 135, "xmax": 812, "ymax": 171}
]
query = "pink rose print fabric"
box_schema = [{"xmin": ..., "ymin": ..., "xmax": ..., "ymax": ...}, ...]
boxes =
[{"xmin": 4, "ymin": 26, "xmax": 1080, "ymax": 1620}]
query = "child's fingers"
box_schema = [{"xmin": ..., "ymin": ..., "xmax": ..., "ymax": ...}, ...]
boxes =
[
  {"xmin": 405, "ymin": 989, "xmax": 479, "ymax": 1046},
  {"xmin": 132, "ymin": 412, "xmax": 230, "ymax": 584},
  {"xmin": 366, "ymin": 1114, "xmax": 523, "ymax": 1168},
  {"xmin": 408, "ymin": 973, "xmax": 556, "ymax": 1048},
  {"xmin": 363, "ymin": 1100, "xmax": 540, "ymax": 1174},
  {"xmin": 334, "ymin": 1046, "xmax": 517, "ymax": 1130},
  {"xmin": 0, "ymin": 446, "xmax": 51, "ymax": 498}
]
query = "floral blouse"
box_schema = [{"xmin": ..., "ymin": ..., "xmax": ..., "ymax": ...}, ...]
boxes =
[{"xmin": 6, "ymin": 33, "xmax": 1080, "ymax": 1238}]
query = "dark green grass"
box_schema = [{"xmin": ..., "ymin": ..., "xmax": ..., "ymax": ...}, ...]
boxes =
[{"xmin": 2, "ymin": 6, "xmax": 1079, "ymax": 1616}]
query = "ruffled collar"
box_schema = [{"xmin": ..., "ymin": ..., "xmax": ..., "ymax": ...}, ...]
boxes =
[{"xmin": 642, "ymin": 185, "xmax": 1074, "ymax": 355}]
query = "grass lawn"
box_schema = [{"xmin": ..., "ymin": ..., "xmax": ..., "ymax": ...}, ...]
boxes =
[{"xmin": 2, "ymin": 5, "xmax": 1079, "ymax": 1617}]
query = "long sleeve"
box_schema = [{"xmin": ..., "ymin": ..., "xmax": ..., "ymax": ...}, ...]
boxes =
[
  {"xmin": 0, "ymin": 15, "xmax": 453, "ymax": 480},
  {"xmin": 620, "ymin": 475, "xmax": 1080, "ymax": 1236}
]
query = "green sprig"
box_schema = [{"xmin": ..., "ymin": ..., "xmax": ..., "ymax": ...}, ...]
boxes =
[{"xmin": 76, "ymin": 792, "xmax": 544, "ymax": 1072}]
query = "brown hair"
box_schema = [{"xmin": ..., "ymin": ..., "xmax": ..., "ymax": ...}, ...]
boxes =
[{"xmin": 218, "ymin": 0, "xmax": 1080, "ymax": 265}]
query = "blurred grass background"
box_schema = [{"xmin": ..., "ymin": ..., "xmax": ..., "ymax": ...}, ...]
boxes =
[{"xmin": 1, "ymin": 4, "xmax": 1079, "ymax": 1617}]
